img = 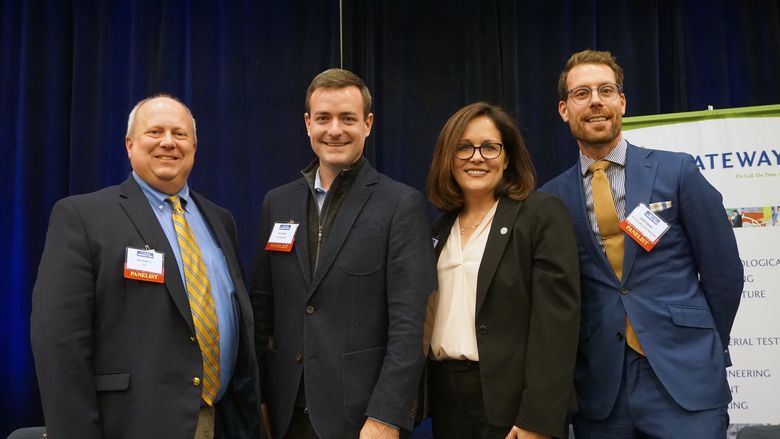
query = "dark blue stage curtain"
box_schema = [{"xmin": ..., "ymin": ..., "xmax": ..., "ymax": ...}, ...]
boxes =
[
  {"xmin": 0, "ymin": 0, "xmax": 340, "ymax": 435},
  {"xmin": 345, "ymin": 0, "xmax": 780, "ymax": 186},
  {"xmin": 2, "ymin": 0, "xmax": 779, "ymax": 435}
]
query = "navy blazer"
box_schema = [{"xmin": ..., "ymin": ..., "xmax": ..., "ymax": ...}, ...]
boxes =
[
  {"xmin": 540, "ymin": 143, "xmax": 743, "ymax": 419},
  {"xmin": 31, "ymin": 176, "xmax": 262, "ymax": 439},
  {"xmin": 251, "ymin": 161, "xmax": 436, "ymax": 438}
]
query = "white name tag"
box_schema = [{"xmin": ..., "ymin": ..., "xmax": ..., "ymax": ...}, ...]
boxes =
[
  {"xmin": 619, "ymin": 203, "xmax": 670, "ymax": 251},
  {"xmin": 124, "ymin": 246, "xmax": 165, "ymax": 283},
  {"xmin": 265, "ymin": 222, "xmax": 300, "ymax": 252}
]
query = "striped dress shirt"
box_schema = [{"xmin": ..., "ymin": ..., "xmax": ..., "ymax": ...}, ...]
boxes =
[{"xmin": 579, "ymin": 138, "xmax": 628, "ymax": 251}]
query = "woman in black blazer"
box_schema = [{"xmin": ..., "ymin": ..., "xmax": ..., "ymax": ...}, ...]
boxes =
[{"xmin": 424, "ymin": 102, "xmax": 580, "ymax": 439}]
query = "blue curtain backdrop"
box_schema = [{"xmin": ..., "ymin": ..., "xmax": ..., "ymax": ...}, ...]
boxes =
[{"xmin": 2, "ymin": 0, "xmax": 779, "ymax": 435}]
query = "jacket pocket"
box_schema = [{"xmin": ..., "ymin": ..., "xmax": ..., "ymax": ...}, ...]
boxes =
[
  {"xmin": 337, "ymin": 226, "xmax": 382, "ymax": 275},
  {"xmin": 342, "ymin": 346, "xmax": 385, "ymax": 425},
  {"xmin": 94, "ymin": 371, "xmax": 130, "ymax": 392},
  {"xmin": 668, "ymin": 304, "xmax": 715, "ymax": 329},
  {"xmin": 654, "ymin": 204, "xmax": 678, "ymax": 224}
]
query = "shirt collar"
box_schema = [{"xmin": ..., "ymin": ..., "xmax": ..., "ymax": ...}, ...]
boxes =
[
  {"xmin": 132, "ymin": 171, "xmax": 191, "ymax": 210},
  {"xmin": 313, "ymin": 167, "xmax": 327, "ymax": 195},
  {"xmin": 579, "ymin": 137, "xmax": 627, "ymax": 176},
  {"xmin": 301, "ymin": 156, "xmax": 366, "ymax": 192}
]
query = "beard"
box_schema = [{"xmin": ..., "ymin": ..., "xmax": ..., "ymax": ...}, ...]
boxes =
[{"xmin": 569, "ymin": 111, "xmax": 622, "ymax": 146}]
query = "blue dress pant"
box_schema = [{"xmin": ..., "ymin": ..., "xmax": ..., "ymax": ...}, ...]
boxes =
[{"xmin": 573, "ymin": 348, "xmax": 729, "ymax": 439}]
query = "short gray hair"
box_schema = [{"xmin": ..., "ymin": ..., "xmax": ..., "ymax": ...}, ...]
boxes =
[{"xmin": 126, "ymin": 94, "xmax": 198, "ymax": 142}]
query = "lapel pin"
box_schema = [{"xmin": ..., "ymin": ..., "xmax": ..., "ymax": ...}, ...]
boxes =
[{"xmin": 500, "ymin": 227, "xmax": 508, "ymax": 235}]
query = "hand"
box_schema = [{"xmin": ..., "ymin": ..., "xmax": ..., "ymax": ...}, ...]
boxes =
[
  {"xmin": 261, "ymin": 403, "xmax": 273, "ymax": 439},
  {"xmin": 505, "ymin": 426, "xmax": 550, "ymax": 439},
  {"xmin": 359, "ymin": 417, "xmax": 400, "ymax": 439}
]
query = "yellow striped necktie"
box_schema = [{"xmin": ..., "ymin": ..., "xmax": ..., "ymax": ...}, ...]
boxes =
[
  {"xmin": 168, "ymin": 195, "xmax": 221, "ymax": 405},
  {"xmin": 588, "ymin": 161, "xmax": 645, "ymax": 356}
]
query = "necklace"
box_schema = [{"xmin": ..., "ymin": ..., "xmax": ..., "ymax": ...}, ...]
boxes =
[
  {"xmin": 460, "ymin": 223, "xmax": 480, "ymax": 234},
  {"xmin": 459, "ymin": 211, "xmax": 490, "ymax": 234}
]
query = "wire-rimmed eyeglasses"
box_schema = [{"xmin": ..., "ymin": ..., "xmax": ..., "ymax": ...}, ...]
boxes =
[{"xmin": 566, "ymin": 83, "xmax": 623, "ymax": 105}]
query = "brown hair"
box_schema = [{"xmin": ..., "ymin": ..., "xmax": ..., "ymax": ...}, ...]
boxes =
[
  {"xmin": 427, "ymin": 102, "xmax": 536, "ymax": 212},
  {"xmin": 305, "ymin": 68, "xmax": 372, "ymax": 118},
  {"xmin": 557, "ymin": 50, "xmax": 624, "ymax": 101}
]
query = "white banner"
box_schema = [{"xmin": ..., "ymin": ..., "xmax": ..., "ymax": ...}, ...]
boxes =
[{"xmin": 623, "ymin": 105, "xmax": 780, "ymax": 424}]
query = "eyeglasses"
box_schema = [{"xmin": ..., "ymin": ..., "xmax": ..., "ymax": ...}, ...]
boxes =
[
  {"xmin": 566, "ymin": 83, "xmax": 623, "ymax": 105},
  {"xmin": 454, "ymin": 143, "xmax": 503, "ymax": 160}
]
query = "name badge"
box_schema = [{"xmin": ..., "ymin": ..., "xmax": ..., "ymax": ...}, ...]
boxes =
[
  {"xmin": 265, "ymin": 222, "xmax": 300, "ymax": 252},
  {"xmin": 124, "ymin": 246, "xmax": 165, "ymax": 283},
  {"xmin": 619, "ymin": 203, "xmax": 670, "ymax": 251}
]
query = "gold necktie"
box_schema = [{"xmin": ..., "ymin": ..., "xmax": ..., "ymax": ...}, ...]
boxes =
[
  {"xmin": 588, "ymin": 161, "xmax": 644, "ymax": 356},
  {"xmin": 168, "ymin": 195, "xmax": 221, "ymax": 404}
]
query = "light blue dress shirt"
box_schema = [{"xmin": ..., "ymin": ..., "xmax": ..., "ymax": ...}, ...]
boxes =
[
  {"xmin": 133, "ymin": 172, "xmax": 238, "ymax": 402},
  {"xmin": 313, "ymin": 167, "xmax": 327, "ymax": 213}
]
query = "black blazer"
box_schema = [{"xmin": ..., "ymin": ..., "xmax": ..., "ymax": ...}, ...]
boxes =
[
  {"xmin": 31, "ymin": 176, "xmax": 262, "ymax": 439},
  {"xmin": 429, "ymin": 193, "xmax": 580, "ymax": 438}
]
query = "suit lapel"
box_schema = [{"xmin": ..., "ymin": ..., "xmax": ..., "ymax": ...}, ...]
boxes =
[
  {"xmin": 192, "ymin": 192, "xmax": 241, "ymax": 291},
  {"xmin": 423, "ymin": 210, "xmax": 457, "ymax": 355},
  {"xmin": 561, "ymin": 164, "xmax": 617, "ymax": 282},
  {"xmin": 474, "ymin": 197, "xmax": 519, "ymax": 316},
  {"xmin": 290, "ymin": 179, "xmax": 312, "ymax": 288},
  {"xmin": 433, "ymin": 211, "xmax": 457, "ymax": 260},
  {"xmin": 117, "ymin": 176, "xmax": 194, "ymax": 331},
  {"xmin": 308, "ymin": 165, "xmax": 377, "ymax": 296},
  {"xmin": 193, "ymin": 191, "xmax": 257, "ymax": 335},
  {"xmin": 622, "ymin": 144, "xmax": 658, "ymax": 282}
]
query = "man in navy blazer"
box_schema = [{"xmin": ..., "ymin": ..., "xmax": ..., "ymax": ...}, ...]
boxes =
[
  {"xmin": 250, "ymin": 69, "xmax": 436, "ymax": 438},
  {"xmin": 540, "ymin": 50, "xmax": 743, "ymax": 438},
  {"xmin": 31, "ymin": 95, "xmax": 262, "ymax": 438}
]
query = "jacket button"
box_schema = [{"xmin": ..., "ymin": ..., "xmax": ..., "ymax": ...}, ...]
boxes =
[
  {"xmin": 621, "ymin": 288, "xmax": 629, "ymax": 295},
  {"xmin": 295, "ymin": 353, "xmax": 303, "ymax": 363},
  {"xmin": 305, "ymin": 305, "xmax": 315, "ymax": 315},
  {"xmin": 616, "ymin": 332, "xmax": 624, "ymax": 341},
  {"xmin": 478, "ymin": 325, "xmax": 488, "ymax": 335},
  {"xmin": 193, "ymin": 377, "xmax": 201, "ymax": 386}
]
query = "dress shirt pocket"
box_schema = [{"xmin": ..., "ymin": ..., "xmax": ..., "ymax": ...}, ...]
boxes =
[
  {"xmin": 341, "ymin": 346, "xmax": 385, "ymax": 425},
  {"xmin": 668, "ymin": 304, "xmax": 716, "ymax": 329},
  {"xmin": 338, "ymin": 226, "xmax": 382, "ymax": 276},
  {"xmin": 94, "ymin": 371, "xmax": 130, "ymax": 392}
]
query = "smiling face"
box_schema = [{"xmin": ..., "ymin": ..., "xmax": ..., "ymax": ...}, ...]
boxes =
[
  {"xmin": 452, "ymin": 116, "xmax": 507, "ymax": 201},
  {"xmin": 125, "ymin": 97, "xmax": 196, "ymax": 195},
  {"xmin": 558, "ymin": 63, "xmax": 626, "ymax": 159},
  {"xmin": 304, "ymin": 86, "xmax": 373, "ymax": 184}
]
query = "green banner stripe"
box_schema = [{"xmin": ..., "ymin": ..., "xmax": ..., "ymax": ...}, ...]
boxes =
[{"xmin": 623, "ymin": 104, "xmax": 780, "ymax": 130}]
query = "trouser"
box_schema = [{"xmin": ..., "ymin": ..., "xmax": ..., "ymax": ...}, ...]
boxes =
[
  {"xmin": 428, "ymin": 359, "xmax": 513, "ymax": 439},
  {"xmin": 573, "ymin": 348, "xmax": 729, "ymax": 439}
]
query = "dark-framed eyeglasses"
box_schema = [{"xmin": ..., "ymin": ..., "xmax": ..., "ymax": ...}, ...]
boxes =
[
  {"xmin": 454, "ymin": 143, "xmax": 503, "ymax": 160},
  {"xmin": 566, "ymin": 83, "xmax": 623, "ymax": 105}
]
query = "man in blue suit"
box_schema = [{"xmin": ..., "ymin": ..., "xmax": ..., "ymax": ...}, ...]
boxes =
[{"xmin": 541, "ymin": 50, "xmax": 743, "ymax": 438}]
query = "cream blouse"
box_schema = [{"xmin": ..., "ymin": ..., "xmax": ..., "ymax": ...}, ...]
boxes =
[{"xmin": 429, "ymin": 201, "xmax": 498, "ymax": 361}]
